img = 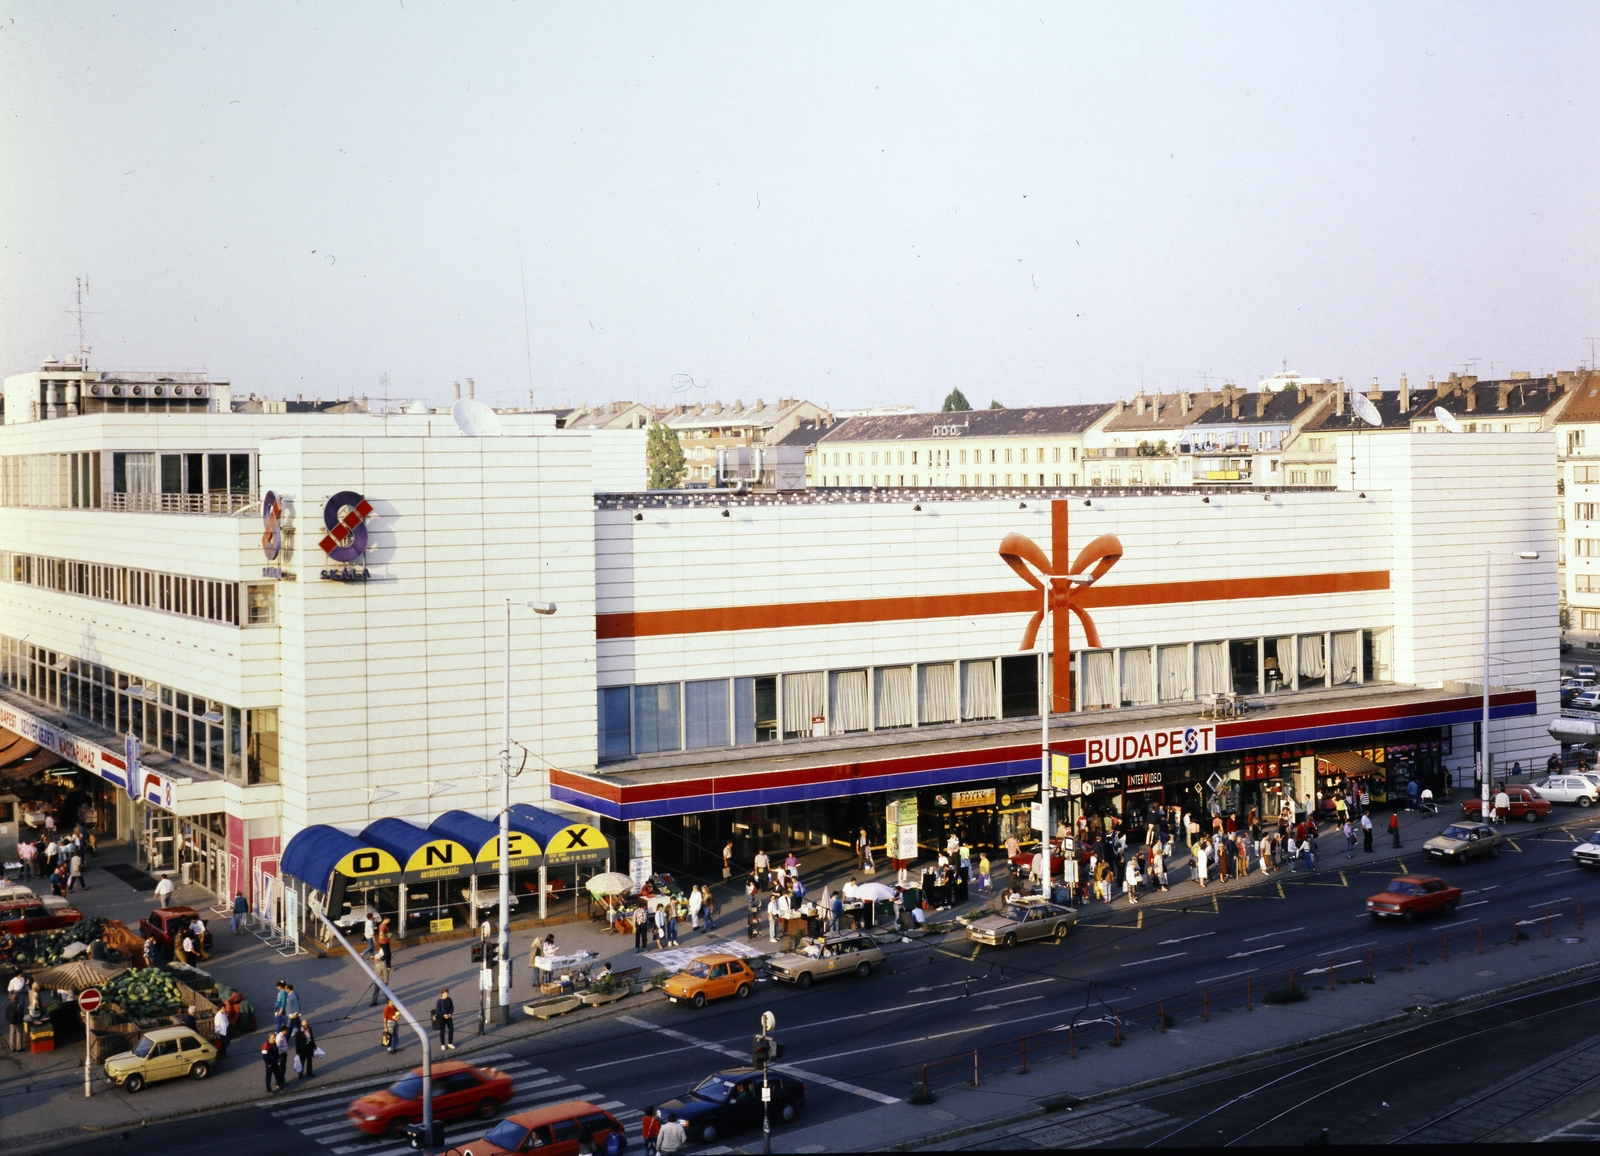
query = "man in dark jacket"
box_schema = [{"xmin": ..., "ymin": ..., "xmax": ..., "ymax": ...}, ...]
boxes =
[
  {"xmin": 261, "ymin": 1032, "xmax": 285, "ymax": 1092},
  {"xmin": 292, "ymin": 1017, "xmax": 316, "ymax": 1078},
  {"xmin": 434, "ymin": 988, "xmax": 455, "ymax": 1050}
]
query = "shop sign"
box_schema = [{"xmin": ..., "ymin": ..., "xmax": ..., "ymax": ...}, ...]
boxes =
[
  {"xmin": 334, "ymin": 846, "xmax": 403, "ymax": 888},
  {"xmin": 1050, "ymin": 753, "xmax": 1072, "ymax": 791},
  {"xmin": 319, "ymin": 490, "xmax": 374, "ymax": 581},
  {"xmin": 0, "ymin": 700, "xmax": 181, "ymax": 809},
  {"xmin": 1030, "ymin": 801, "xmax": 1047, "ymax": 832},
  {"xmin": 543, "ymin": 822, "xmax": 608, "ymax": 865},
  {"xmin": 1126, "ymin": 770, "xmax": 1163, "ymax": 789},
  {"xmin": 1084, "ymin": 725, "xmax": 1216, "ymax": 769},
  {"xmin": 952, "ymin": 788, "xmax": 996, "ymax": 809},
  {"xmin": 933, "ymin": 794, "xmax": 950, "ymax": 808},
  {"xmin": 429, "ymin": 917, "xmax": 454, "ymax": 934}
]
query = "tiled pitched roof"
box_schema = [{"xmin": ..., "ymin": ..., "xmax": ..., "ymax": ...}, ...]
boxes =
[
  {"xmin": 1102, "ymin": 392, "xmax": 1221, "ymax": 433},
  {"xmin": 820, "ymin": 404, "xmax": 1113, "ymax": 443}
]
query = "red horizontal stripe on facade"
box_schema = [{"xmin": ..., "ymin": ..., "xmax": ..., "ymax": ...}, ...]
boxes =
[{"xmin": 595, "ymin": 570, "xmax": 1391, "ymax": 640}]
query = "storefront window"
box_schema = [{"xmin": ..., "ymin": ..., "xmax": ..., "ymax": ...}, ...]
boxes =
[{"xmin": 248, "ymin": 708, "xmax": 279, "ymax": 784}]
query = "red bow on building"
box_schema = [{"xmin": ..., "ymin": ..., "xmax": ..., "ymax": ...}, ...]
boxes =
[{"xmin": 997, "ymin": 530, "xmax": 1123, "ymax": 650}]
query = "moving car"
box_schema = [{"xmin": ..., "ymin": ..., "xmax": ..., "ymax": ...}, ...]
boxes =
[
  {"xmin": 1365, "ymin": 875, "xmax": 1462, "ymax": 922},
  {"xmin": 139, "ymin": 906, "xmax": 214, "ymax": 954},
  {"xmin": 104, "ymin": 1026, "xmax": 217, "ymax": 1092},
  {"xmin": 966, "ymin": 897, "xmax": 1077, "ymax": 948},
  {"xmin": 1534, "ymin": 775, "xmax": 1598, "ymax": 806},
  {"xmin": 663, "ymin": 953, "xmax": 756, "ymax": 1009},
  {"xmin": 1461, "ymin": 785, "xmax": 1552, "ymax": 823},
  {"xmin": 768, "ymin": 932, "xmax": 884, "ymax": 988},
  {"xmin": 347, "ymin": 1060, "xmax": 514, "ymax": 1136},
  {"xmin": 443, "ymin": 1100, "xmax": 627, "ymax": 1156},
  {"xmin": 1573, "ymin": 831, "xmax": 1600, "ymax": 869},
  {"xmin": 660, "ymin": 1067, "xmax": 806, "ymax": 1144},
  {"xmin": 1424, "ymin": 822, "xmax": 1502, "ymax": 863},
  {"xmin": 0, "ymin": 898, "xmax": 82, "ymax": 935}
]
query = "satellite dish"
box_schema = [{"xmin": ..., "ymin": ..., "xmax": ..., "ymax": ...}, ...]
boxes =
[
  {"xmin": 452, "ymin": 397, "xmax": 503, "ymax": 437},
  {"xmin": 1434, "ymin": 405, "xmax": 1464, "ymax": 434},
  {"xmin": 1349, "ymin": 389, "xmax": 1382, "ymax": 428}
]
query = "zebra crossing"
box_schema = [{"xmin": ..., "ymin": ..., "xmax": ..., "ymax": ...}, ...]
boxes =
[{"xmin": 265, "ymin": 1052, "xmax": 641, "ymax": 1156}]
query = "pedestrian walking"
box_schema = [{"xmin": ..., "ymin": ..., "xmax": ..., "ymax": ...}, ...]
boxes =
[
  {"xmin": 293, "ymin": 1018, "xmax": 317, "ymax": 1078},
  {"xmin": 1194, "ymin": 838, "xmax": 1209, "ymax": 887},
  {"xmin": 435, "ymin": 987, "xmax": 456, "ymax": 1050},
  {"xmin": 1343, "ymin": 820, "xmax": 1355, "ymax": 858},
  {"xmin": 1389, "ymin": 811, "xmax": 1402, "ymax": 848},
  {"xmin": 767, "ymin": 893, "xmax": 780, "ymax": 942},
  {"xmin": 700, "ymin": 886, "xmax": 717, "ymax": 932},
  {"xmin": 653, "ymin": 904, "xmax": 668, "ymax": 951},
  {"xmin": 154, "ymin": 874, "xmax": 175, "ymax": 906},
  {"xmin": 262, "ymin": 1033, "xmax": 285, "ymax": 1092},
  {"xmin": 5, "ymin": 992, "xmax": 22, "ymax": 1052},
  {"xmin": 273, "ymin": 981, "xmax": 289, "ymax": 1031},
  {"xmin": 722, "ymin": 841, "xmax": 734, "ymax": 881},
  {"xmin": 382, "ymin": 998, "xmax": 400, "ymax": 1053},
  {"xmin": 977, "ymin": 851, "xmax": 991, "ymax": 894},
  {"xmin": 633, "ymin": 901, "xmax": 650, "ymax": 953},
  {"xmin": 1361, "ymin": 812, "xmax": 1374, "ymax": 853},
  {"xmin": 665, "ymin": 907, "xmax": 679, "ymax": 948},
  {"xmin": 753, "ymin": 848, "xmax": 770, "ymax": 890},
  {"xmin": 1286, "ymin": 834, "xmax": 1300, "ymax": 872},
  {"xmin": 855, "ymin": 829, "xmax": 870, "ymax": 871},
  {"xmin": 688, "ymin": 886, "xmax": 703, "ymax": 932},
  {"xmin": 212, "ymin": 1005, "xmax": 230, "ymax": 1057},
  {"xmin": 1124, "ymin": 856, "xmax": 1141, "ymax": 904},
  {"xmin": 641, "ymin": 1107, "xmax": 661, "ymax": 1156},
  {"xmin": 231, "ymin": 890, "xmax": 250, "ymax": 934},
  {"xmin": 657, "ymin": 1113, "xmax": 687, "ymax": 1154},
  {"xmin": 67, "ymin": 851, "xmax": 86, "ymax": 891}
]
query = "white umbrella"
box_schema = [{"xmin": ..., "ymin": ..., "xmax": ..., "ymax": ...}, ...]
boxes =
[
  {"xmin": 586, "ymin": 872, "xmax": 635, "ymax": 897},
  {"xmin": 854, "ymin": 882, "xmax": 896, "ymax": 902}
]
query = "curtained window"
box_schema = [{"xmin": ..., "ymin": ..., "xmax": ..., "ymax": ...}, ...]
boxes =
[
  {"xmin": 918, "ymin": 662, "xmax": 957, "ymax": 724},
  {"xmin": 1271, "ymin": 638, "xmax": 1297, "ymax": 692},
  {"xmin": 1082, "ymin": 651, "xmax": 1116, "ymax": 710},
  {"xmin": 684, "ymin": 679, "xmax": 730, "ymax": 749},
  {"xmin": 961, "ymin": 660, "xmax": 998, "ymax": 720},
  {"xmin": 1195, "ymin": 642, "xmax": 1229, "ymax": 697},
  {"xmin": 1300, "ymin": 634, "xmax": 1326, "ymax": 681},
  {"xmin": 784, "ymin": 671, "xmax": 826, "ymax": 737},
  {"xmin": 830, "ymin": 670, "xmax": 870, "ymax": 734},
  {"xmin": 1159, "ymin": 645, "xmax": 1191, "ymax": 702},
  {"xmin": 875, "ymin": 666, "xmax": 914, "ymax": 729},
  {"xmin": 1333, "ymin": 632, "xmax": 1361, "ymax": 684},
  {"xmin": 1121, "ymin": 647, "xmax": 1155, "ymax": 706}
]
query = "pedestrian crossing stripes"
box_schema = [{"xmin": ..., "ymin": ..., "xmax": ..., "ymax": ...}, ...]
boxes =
[{"xmin": 263, "ymin": 1053, "xmax": 639, "ymax": 1156}]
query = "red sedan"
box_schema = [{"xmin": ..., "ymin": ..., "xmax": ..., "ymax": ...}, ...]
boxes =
[
  {"xmin": 0, "ymin": 899, "xmax": 82, "ymax": 934},
  {"xmin": 1365, "ymin": 875, "xmax": 1462, "ymax": 922},
  {"xmin": 1461, "ymin": 785, "xmax": 1552, "ymax": 823},
  {"xmin": 347, "ymin": 1061, "xmax": 514, "ymax": 1136}
]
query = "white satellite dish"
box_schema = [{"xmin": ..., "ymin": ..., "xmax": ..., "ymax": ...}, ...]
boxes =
[
  {"xmin": 1434, "ymin": 405, "xmax": 1464, "ymax": 434},
  {"xmin": 1349, "ymin": 389, "xmax": 1382, "ymax": 428},
  {"xmin": 452, "ymin": 397, "xmax": 503, "ymax": 437}
]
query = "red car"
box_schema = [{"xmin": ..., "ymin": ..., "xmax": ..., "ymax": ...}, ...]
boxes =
[
  {"xmin": 1461, "ymin": 785, "xmax": 1553, "ymax": 823},
  {"xmin": 0, "ymin": 899, "xmax": 82, "ymax": 934},
  {"xmin": 347, "ymin": 1060, "xmax": 514, "ymax": 1136},
  {"xmin": 138, "ymin": 907, "xmax": 214, "ymax": 954},
  {"xmin": 1365, "ymin": 875, "xmax": 1462, "ymax": 922}
]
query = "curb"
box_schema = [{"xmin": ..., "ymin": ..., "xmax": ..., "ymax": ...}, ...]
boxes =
[{"xmin": 881, "ymin": 956, "xmax": 1600, "ymax": 1152}]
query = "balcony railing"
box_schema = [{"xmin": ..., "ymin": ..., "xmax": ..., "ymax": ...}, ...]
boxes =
[{"xmin": 104, "ymin": 491, "xmax": 256, "ymax": 515}]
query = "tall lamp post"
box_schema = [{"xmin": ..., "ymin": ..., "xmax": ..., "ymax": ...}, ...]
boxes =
[
  {"xmin": 498, "ymin": 598, "xmax": 557, "ymax": 1026},
  {"xmin": 1038, "ymin": 572, "xmax": 1097, "ymax": 898},
  {"xmin": 1481, "ymin": 552, "xmax": 1539, "ymax": 823}
]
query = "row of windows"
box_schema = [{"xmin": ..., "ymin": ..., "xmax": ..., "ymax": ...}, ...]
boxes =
[
  {"xmin": 597, "ymin": 629, "xmax": 1381, "ymax": 762},
  {"xmin": 1577, "ymin": 504, "xmax": 1596, "ymax": 521},
  {"xmin": 1288, "ymin": 469, "xmax": 1337, "ymax": 486},
  {"xmin": 0, "ymin": 635, "xmax": 278, "ymax": 784},
  {"xmin": 826, "ymin": 445, "xmax": 1077, "ymax": 469},
  {"xmin": 1, "ymin": 553, "xmax": 273, "ymax": 627},
  {"xmin": 0, "ymin": 453, "xmax": 102, "ymax": 509},
  {"xmin": 1574, "ymin": 466, "xmax": 1600, "ymax": 484},
  {"xmin": 1576, "ymin": 574, "xmax": 1600, "ymax": 593},
  {"xmin": 1575, "ymin": 540, "xmax": 1600, "ymax": 557},
  {"xmin": 0, "ymin": 451, "xmax": 257, "ymax": 514}
]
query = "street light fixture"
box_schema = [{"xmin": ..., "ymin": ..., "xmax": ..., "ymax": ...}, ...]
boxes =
[
  {"xmin": 495, "ymin": 598, "xmax": 557, "ymax": 1026},
  {"xmin": 1482, "ymin": 552, "xmax": 1539, "ymax": 824},
  {"xmin": 1039, "ymin": 572, "xmax": 1097, "ymax": 898}
]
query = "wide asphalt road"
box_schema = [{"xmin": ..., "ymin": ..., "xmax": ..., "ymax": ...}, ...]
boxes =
[{"xmin": 49, "ymin": 809, "xmax": 1600, "ymax": 1156}]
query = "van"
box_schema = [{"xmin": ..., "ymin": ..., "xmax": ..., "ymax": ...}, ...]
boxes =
[{"xmin": 444, "ymin": 1099, "xmax": 627, "ymax": 1156}]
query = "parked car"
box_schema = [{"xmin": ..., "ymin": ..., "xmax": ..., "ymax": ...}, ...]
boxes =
[
  {"xmin": 660, "ymin": 1067, "xmax": 806, "ymax": 1145},
  {"xmin": 1574, "ymin": 690, "xmax": 1600, "ymax": 712},
  {"xmin": 1424, "ymin": 822, "xmax": 1503, "ymax": 863},
  {"xmin": 347, "ymin": 1060, "xmax": 514, "ymax": 1136},
  {"xmin": 768, "ymin": 932, "xmax": 884, "ymax": 988},
  {"xmin": 0, "ymin": 899, "xmax": 82, "ymax": 935},
  {"xmin": 966, "ymin": 897, "xmax": 1078, "ymax": 948},
  {"xmin": 663, "ymin": 953, "xmax": 757, "ymax": 1009},
  {"xmin": 1534, "ymin": 775, "xmax": 1598, "ymax": 806},
  {"xmin": 1578, "ymin": 664, "xmax": 1599, "ymax": 679},
  {"xmin": 0, "ymin": 881, "xmax": 69, "ymax": 911},
  {"xmin": 138, "ymin": 906, "xmax": 213, "ymax": 955},
  {"xmin": 1461, "ymin": 785, "xmax": 1552, "ymax": 823},
  {"xmin": 103, "ymin": 1026, "xmax": 216, "ymax": 1092},
  {"xmin": 443, "ymin": 1100, "xmax": 628, "ymax": 1156},
  {"xmin": 1572, "ymin": 831, "xmax": 1600, "ymax": 869},
  {"xmin": 1365, "ymin": 875, "xmax": 1462, "ymax": 922}
]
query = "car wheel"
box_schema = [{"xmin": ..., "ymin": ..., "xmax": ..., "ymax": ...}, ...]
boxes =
[
  {"xmin": 476, "ymin": 1098, "xmax": 498, "ymax": 1119},
  {"xmin": 1053, "ymin": 923, "xmax": 1069, "ymax": 941},
  {"xmin": 798, "ymin": 971, "xmax": 813, "ymax": 989},
  {"xmin": 1581, "ymin": 797, "xmax": 1596, "ymax": 808},
  {"xmin": 856, "ymin": 961, "xmax": 871, "ymax": 978},
  {"xmin": 1455, "ymin": 852, "xmax": 1466, "ymax": 865},
  {"xmin": 736, "ymin": 982, "xmax": 752, "ymax": 999},
  {"xmin": 1003, "ymin": 933, "xmax": 1017, "ymax": 948},
  {"xmin": 1403, "ymin": 910, "xmax": 1416, "ymax": 924},
  {"xmin": 1445, "ymin": 900, "xmax": 1458, "ymax": 915},
  {"xmin": 188, "ymin": 1060, "xmax": 210, "ymax": 1080},
  {"xmin": 1526, "ymin": 811, "xmax": 1541, "ymax": 823},
  {"xmin": 692, "ymin": 991, "xmax": 707, "ymax": 1009},
  {"xmin": 123, "ymin": 1073, "xmax": 144, "ymax": 1094},
  {"xmin": 1491, "ymin": 845, "xmax": 1501, "ymax": 858},
  {"xmin": 781, "ymin": 1103, "xmax": 798, "ymax": 1123},
  {"xmin": 700, "ymin": 1124, "xmax": 718, "ymax": 1144}
]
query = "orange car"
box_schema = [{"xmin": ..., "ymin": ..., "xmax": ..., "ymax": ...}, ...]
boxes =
[
  {"xmin": 347, "ymin": 1060, "xmax": 514, "ymax": 1136},
  {"xmin": 663, "ymin": 953, "xmax": 757, "ymax": 1009},
  {"xmin": 445, "ymin": 1099, "xmax": 627, "ymax": 1156}
]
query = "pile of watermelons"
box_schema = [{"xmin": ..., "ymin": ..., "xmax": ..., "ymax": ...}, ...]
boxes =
[
  {"xmin": 102, "ymin": 967, "xmax": 185, "ymax": 1019},
  {"xmin": 0, "ymin": 918, "xmax": 105, "ymax": 970}
]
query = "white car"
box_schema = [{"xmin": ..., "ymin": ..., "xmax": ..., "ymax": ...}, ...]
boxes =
[
  {"xmin": 0, "ymin": 881, "xmax": 69, "ymax": 910},
  {"xmin": 1573, "ymin": 691, "xmax": 1600, "ymax": 712},
  {"xmin": 1574, "ymin": 831, "xmax": 1600, "ymax": 869},
  {"xmin": 1535, "ymin": 776, "xmax": 1599, "ymax": 806}
]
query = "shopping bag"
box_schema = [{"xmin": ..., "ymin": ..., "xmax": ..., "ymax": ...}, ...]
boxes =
[{"xmin": 293, "ymin": 1054, "xmax": 303, "ymax": 1074}]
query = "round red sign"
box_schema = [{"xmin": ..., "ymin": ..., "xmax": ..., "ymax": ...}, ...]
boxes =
[{"xmin": 78, "ymin": 987, "xmax": 102, "ymax": 1014}]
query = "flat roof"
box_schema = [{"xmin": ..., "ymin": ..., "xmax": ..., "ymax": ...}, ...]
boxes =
[{"xmin": 595, "ymin": 483, "xmax": 1335, "ymax": 510}]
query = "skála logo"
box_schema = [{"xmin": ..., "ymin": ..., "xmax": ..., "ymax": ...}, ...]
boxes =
[
  {"xmin": 319, "ymin": 491, "xmax": 373, "ymax": 561},
  {"xmin": 261, "ymin": 491, "xmax": 284, "ymax": 561}
]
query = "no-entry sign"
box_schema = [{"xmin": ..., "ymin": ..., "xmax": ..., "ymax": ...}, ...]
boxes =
[{"xmin": 78, "ymin": 987, "xmax": 102, "ymax": 1014}]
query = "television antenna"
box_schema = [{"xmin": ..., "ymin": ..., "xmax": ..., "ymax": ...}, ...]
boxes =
[
  {"xmin": 64, "ymin": 277, "xmax": 98, "ymax": 368},
  {"xmin": 1585, "ymin": 338, "xmax": 1598, "ymax": 371},
  {"xmin": 452, "ymin": 397, "xmax": 503, "ymax": 437}
]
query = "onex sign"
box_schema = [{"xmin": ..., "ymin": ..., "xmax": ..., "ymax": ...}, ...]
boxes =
[{"xmin": 1084, "ymin": 725, "xmax": 1216, "ymax": 769}]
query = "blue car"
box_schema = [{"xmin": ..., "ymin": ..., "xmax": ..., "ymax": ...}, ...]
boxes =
[{"xmin": 659, "ymin": 1068, "xmax": 805, "ymax": 1145}]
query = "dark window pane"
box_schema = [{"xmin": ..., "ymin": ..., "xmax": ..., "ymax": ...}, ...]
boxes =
[
  {"xmin": 160, "ymin": 455, "xmax": 182, "ymax": 494},
  {"xmin": 598, "ymin": 687, "xmax": 631, "ymax": 762}
]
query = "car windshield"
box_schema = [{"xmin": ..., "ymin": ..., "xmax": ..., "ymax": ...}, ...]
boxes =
[
  {"xmin": 1589, "ymin": 832, "xmax": 1600, "ymax": 846},
  {"xmin": 1387, "ymin": 881, "xmax": 1420, "ymax": 896},
  {"xmin": 388, "ymin": 1075, "xmax": 424, "ymax": 1100},
  {"xmin": 132, "ymin": 1036, "xmax": 155, "ymax": 1058},
  {"xmin": 1441, "ymin": 826, "xmax": 1474, "ymax": 840},
  {"xmin": 1002, "ymin": 905, "xmax": 1031, "ymax": 921},
  {"xmin": 482, "ymin": 1121, "xmax": 530, "ymax": 1149},
  {"xmin": 693, "ymin": 1076, "xmax": 737, "ymax": 1102},
  {"xmin": 684, "ymin": 962, "xmax": 712, "ymax": 979}
]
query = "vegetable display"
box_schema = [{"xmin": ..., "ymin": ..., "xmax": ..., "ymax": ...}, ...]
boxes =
[
  {"xmin": 103, "ymin": 968, "xmax": 185, "ymax": 1019},
  {"xmin": 0, "ymin": 918, "xmax": 105, "ymax": 969}
]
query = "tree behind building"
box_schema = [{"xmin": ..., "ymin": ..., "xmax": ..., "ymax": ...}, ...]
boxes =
[{"xmin": 646, "ymin": 422, "xmax": 687, "ymax": 489}]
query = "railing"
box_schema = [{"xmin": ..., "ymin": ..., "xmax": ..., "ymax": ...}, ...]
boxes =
[
  {"xmin": 915, "ymin": 904, "xmax": 1587, "ymax": 1097},
  {"xmin": 103, "ymin": 491, "xmax": 256, "ymax": 515}
]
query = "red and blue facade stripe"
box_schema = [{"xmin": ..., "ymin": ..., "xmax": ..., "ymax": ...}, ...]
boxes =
[{"xmin": 552, "ymin": 691, "xmax": 1539, "ymax": 822}]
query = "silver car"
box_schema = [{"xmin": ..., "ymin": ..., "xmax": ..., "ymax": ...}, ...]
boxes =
[
  {"xmin": 1573, "ymin": 831, "xmax": 1600, "ymax": 869},
  {"xmin": 966, "ymin": 898, "xmax": 1077, "ymax": 948},
  {"xmin": 1535, "ymin": 776, "xmax": 1598, "ymax": 806}
]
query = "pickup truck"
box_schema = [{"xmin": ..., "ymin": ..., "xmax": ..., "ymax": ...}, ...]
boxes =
[{"xmin": 138, "ymin": 906, "xmax": 214, "ymax": 954}]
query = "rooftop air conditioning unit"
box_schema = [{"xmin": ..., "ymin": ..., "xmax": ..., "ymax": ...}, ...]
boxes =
[
  {"xmin": 89, "ymin": 384, "xmax": 105, "ymax": 397},
  {"xmin": 191, "ymin": 384, "xmax": 209, "ymax": 398},
  {"xmin": 151, "ymin": 385, "xmax": 166, "ymax": 397},
  {"xmin": 110, "ymin": 385, "xmax": 123, "ymax": 396}
]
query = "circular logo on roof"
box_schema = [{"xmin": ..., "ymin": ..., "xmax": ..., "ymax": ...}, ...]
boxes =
[{"xmin": 261, "ymin": 491, "xmax": 284, "ymax": 561}]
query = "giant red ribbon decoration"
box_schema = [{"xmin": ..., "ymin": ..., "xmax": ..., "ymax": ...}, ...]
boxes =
[{"xmin": 997, "ymin": 530, "xmax": 1123, "ymax": 650}]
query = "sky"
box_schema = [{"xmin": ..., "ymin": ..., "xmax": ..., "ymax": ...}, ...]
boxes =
[{"xmin": 1, "ymin": 4, "xmax": 1596, "ymax": 413}]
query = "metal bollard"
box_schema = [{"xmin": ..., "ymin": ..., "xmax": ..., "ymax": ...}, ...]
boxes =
[
  {"xmin": 1246, "ymin": 976, "xmax": 1252, "ymax": 1011},
  {"xmin": 1329, "ymin": 959, "xmax": 1336, "ymax": 990},
  {"xmin": 973, "ymin": 1049, "xmax": 980, "ymax": 1087},
  {"xmin": 1021, "ymin": 1037, "xmax": 1028, "ymax": 1073},
  {"xmin": 1406, "ymin": 941, "xmax": 1411, "ymax": 972},
  {"xmin": 1203, "ymin": 986, "xmax": 1209, "ymax": 1022},
  {"xmin": 1443, "ymin": 931, "xmax": 1448, "ymax": 961}
]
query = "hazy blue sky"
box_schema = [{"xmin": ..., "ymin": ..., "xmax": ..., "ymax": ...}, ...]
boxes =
[{"xmin": 2, "ymin": 4, "xmax": 1595, "ymax": 412}]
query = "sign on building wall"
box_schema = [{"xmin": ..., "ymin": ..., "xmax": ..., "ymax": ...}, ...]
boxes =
[
  {"xmin": 0, "ymin": 700, "xmax": 180, "ymax": 809},
  {"xmin": 1083, "ymin": 724, "xmax": 1217, "ymax": 769}
]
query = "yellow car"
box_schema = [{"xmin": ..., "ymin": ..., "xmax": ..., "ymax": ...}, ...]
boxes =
[
  {"xmin": 104, "ymin": 1026, "xmax": 217, "ymax": 1092},
  {"xmin": 663, "ymin": 953, "xmax": 757, "ymax": 1009}
]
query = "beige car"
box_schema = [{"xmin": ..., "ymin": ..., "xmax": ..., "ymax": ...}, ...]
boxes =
[
  {"xmin": 768, "ymin": 932, "xmax": 885, "ymax": 988},
  {"xmin": 1423, "ymin": 822, "xmax": 1503, "ymax": 864},
  {"xmin": 967, "ymin": 897, "xmax": 1078, "ymax": 948},
  {"xmin": 104, "ymin": 1026, "xmax": 217, "ymax": 1093}
]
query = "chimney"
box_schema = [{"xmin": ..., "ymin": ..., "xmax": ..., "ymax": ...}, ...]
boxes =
[
  {"xmin": 1296, "ymin": 384, "xmax": 1306, "ymax": 403},
  {"xmin": 1335, "ymin": 387, "xmax": 1345, "ymax": 416},
  {"xmin": 1135, "ymin": 390, "xmax": 1146, "ymax": 415},
  {"xmin": 1179, "ymin": 390, "xmax": 1190, "ymax": 415},
  {"xmin": 1398, "ymin": 374, "xmax": 1410, "ymax": 412},
  {"xmin": 1115, "ymin": 399, "xmax": 1126, "ymax": 415},
  {"xmin": 1497, "ymin": 383, "xmax": 1511, "ymax": 410},
  {"xmin": 755, "ymin": 398, "xmax": 765, "ymax": 411},
  {"xmin": 1367, "ymin": 377, "xmax": 1382, "ymax": 400},
  {"xmin": 466, "ymin": 378, "xmax": 476, "ymax": 400},
  {"xmin": 453, "ymin": 381, "xmax": 461, "ymax": 401},
  {"xmin": 1466, "ymin": 385, "xmax": 1478, "ymax": 412},
  {"xmin": 1255, "ymin": 391, "xmax": 1268, "ymax": 418},
  {"xmin": 1151, "ymin": 394, "xmax": 1161, "ymax": 421},
  {"xmin": 735, "ymin": 399, "xmax": 744, "ymax": 411},
  {"xmin": 1229, "ymin": 389, "xmax": 1240, "ymax": 420}
]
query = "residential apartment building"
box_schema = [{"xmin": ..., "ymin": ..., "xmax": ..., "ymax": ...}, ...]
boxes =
[
  {"xmin": 1089, "ymin": 390, "xmax": 1220, "ymax": 487},
  {"xmin": 1178, "ymin": 385, "xmax": 1332, "ymax": 486},
  {"xmin": 567, "ymin": 398, "xmax": 830, "ymax": 485},
  {"xmin": 1554, "ymin": 376, "xmax": 1600, "ymax": 635}
]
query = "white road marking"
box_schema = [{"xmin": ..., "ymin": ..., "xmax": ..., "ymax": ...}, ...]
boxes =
[
  {"xmin": 1530, "ymin": 896, "xmax": 1573, "ymax": 906},
  {"xmin": 975, "ymin": 995, "xmax": 1045, "ymax": 1010},
  {"xmin": 1545, "ymin": 867, "xmax": 1581, "ymax": 876},
  {"xmin": 1196, "ymin": 968, "xmax": 1258, "ymax": 984},
  {"xmin": 1227, "ymin": 944, "xmax": 1285, "ymax": 959},
  {"xmin": 1120, "ymin": 952, "xmax": 1187, "ymax": 968},
  {"xmin": 1158, "ymin": 932, "xmax": 1215, "ymax": 945},
  {"xmin": 1459, "ymin": 900, "xmax": 1489, "ymax": 909},
  {"xmin": 1243, "ymin": 927, "xmax": 1303, "ymax": 942},
  {"xmin": 577, "ymin": 1042, "xmax": 707, "ymax": 1071}
]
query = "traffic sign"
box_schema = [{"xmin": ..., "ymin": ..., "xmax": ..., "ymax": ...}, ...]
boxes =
[
  {"xmin": 78, "ymin": 987, "xmax": 102, "ymax": 1014},
  {"xmin": 760, "ymin": 1010, "xmax": 776, "ymax": 1034}
]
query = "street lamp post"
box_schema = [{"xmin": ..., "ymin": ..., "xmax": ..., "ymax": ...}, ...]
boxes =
[
  {"xmin": 1482, "ymin": 552, "xmax": 1539, "ymax": 823},
  {"xmin": 497, "ymin": 598, "xmax": 556, "ymax": 1026},
  {"xmin": 1038, "ymin": 572, "xmax": 1096, "ymax": 898}
]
